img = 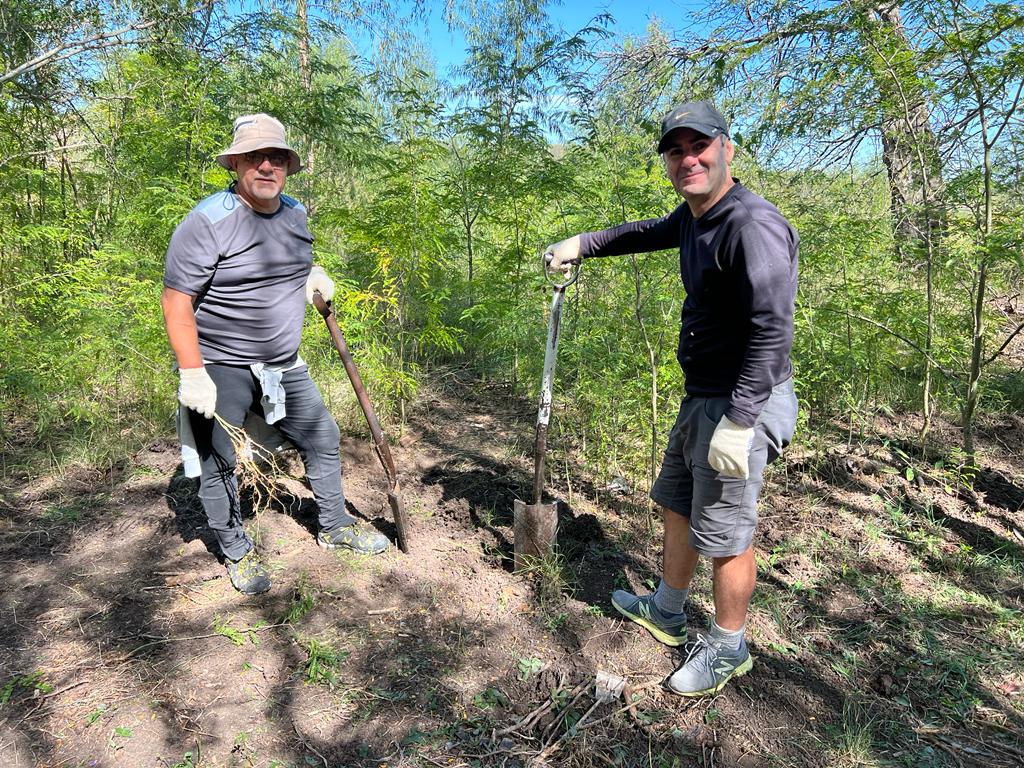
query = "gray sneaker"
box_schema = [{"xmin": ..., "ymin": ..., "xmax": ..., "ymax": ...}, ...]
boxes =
[
  {"xmin": 226, "ymin": 549, "xmax": 272, "ymax": 595},
  {"xmin": 666, "ymin": 632, "xmax": 752, "ymax": 696},
  {"xmin": 317, "ymin": 524, "xmax": 389, "ymax": 555},
  {"xmin": 611, "ymin": 590, "xmax": 688, "ymax": 646}
]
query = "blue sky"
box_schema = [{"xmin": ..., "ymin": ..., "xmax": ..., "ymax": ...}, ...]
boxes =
[{"xmin": 362, "ymin": 0, "xmax": 702, "ymax": 75}]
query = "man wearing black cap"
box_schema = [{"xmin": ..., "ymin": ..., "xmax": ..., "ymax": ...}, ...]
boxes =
[{"xmin": 544, "ymin": 101, "xmax": 798, "ymax": 696}]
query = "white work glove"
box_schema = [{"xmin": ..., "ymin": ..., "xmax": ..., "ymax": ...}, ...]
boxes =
[
  {"xmin": 542, "ymin": 235, "xmax": 581, "ymax": 271},
  {"xmin": 305, "ymin": 265, "xmax": 335, "ymax": 304},
  {"xmin": 178, "ymin": 367, "xmax": 217, "ymax": 419},
  {"xmin": 708, "ymin": 415, "xmax": 756, "ymax": 479}
]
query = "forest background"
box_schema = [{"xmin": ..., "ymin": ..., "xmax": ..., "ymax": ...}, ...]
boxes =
[
  {"xmin": 2, "ymin": 0, "xmax": 1023, "ymax": 504},
  {"xmin": 2, "ymin": 1, "xmax": 1024, "ymax": 765}
]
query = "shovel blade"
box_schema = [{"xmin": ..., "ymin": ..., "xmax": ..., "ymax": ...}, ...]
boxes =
[
  {"xmin": 387, "ymin": 486, "xmax": 412, "ymax": 554},
  {"xmin": 513, "ymin": 499, "xmax": 558, "ymax": 570}
]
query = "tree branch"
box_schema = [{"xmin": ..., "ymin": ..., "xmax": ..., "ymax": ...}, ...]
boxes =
[
  {"xmin": 817, "ymin": 308, "xmax": 964, "ymax": 381},
  {"xmin": 1, "ymin": 19, "xmax": 162, "ymax": 85},
  {"xmin": 0, "ymin": 2, "xmax": 214, "ymax": 86},
  {"xmin": 0, "ymin": 142, "xmax": 98, "ymax": 169},
  {"xmin": 984, "ymin": 320, "xmax": 1024, "ymax": 366}
]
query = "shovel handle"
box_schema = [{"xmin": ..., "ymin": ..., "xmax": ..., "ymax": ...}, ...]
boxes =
[
  {"xmin": 544, "ymin": 259, "xmax": 581, "ymax": 290},
  {"xmin": 312, "ymin": 291, "xmax": 411, "ymax": 552}
]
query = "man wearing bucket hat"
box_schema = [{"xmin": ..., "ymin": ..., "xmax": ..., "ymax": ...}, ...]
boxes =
[
  {"xmin": 544, "ymin": 101, "xmax": 799, "ymax": 696},
  {"xmin": 161, "ymin": 113, "xmax": 388, "ymax": 595}
]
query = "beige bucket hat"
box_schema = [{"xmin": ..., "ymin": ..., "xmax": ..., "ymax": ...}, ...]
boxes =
[{"xmin": 216, "ymin": 113, "xmax": 303, "ymax": 175}]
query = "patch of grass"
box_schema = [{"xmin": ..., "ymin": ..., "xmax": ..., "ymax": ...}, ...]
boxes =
[
  {"xmin": 281, "ymin": 577, "xmax": 316, "ymax": 624},
  {"xmin": 516, "ymin": 547, "xmax": 574, "ymax": 605},
  {"xmin": 825, "ymin": 647, "xmax": 858, "ymax": 687},
  {"xmin": 476, "ymin": 503, "xmax": 497, "ymax": 528},
  {"xmin": 819, "ymin": 698, "xmax": 883, "ymax": 768},
  {"xmin": 751, "ymin": 585, "xmax": 803, "ymax": 636},
  {"xmin": 0, "ymin": 671, "xmax": 52, "ymax": 708},
  {"xmin": 353, "ymin": 686, "xmax": 410, "ymax": 721},
  {"xmin": 42, "ymin": 502, "xmax": 83, "ymax": 524},
  {"xmin": 213, "ymin": 615, "xmax": 259, "ymax": 646},
  {"xmin": 301, "ymin": 637, "xmax": 350, "ymax": 687}
]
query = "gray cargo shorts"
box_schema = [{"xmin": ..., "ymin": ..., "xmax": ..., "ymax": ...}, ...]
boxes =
[{"xmin": 650, "ymin": 378, "xmax": 798, "ymax": 557}]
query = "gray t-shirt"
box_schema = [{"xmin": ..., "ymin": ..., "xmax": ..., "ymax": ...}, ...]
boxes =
[{"xmin": 164, "ymin": 187, "xmax": 313, "ymax": 365}]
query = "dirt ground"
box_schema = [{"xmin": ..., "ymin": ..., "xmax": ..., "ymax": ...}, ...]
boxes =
[{"xmin": 1, "ymin": 376, "xmax": 1022, "ymax": 768}]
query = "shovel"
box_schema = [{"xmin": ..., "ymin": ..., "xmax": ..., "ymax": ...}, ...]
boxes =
[
  {"xmin": 513, "ymin": 261, "xmax": 580, "ymax": 569},
  {"xmin": 312, "ymin": 291, "xmax": 412, "ymax": 553}
]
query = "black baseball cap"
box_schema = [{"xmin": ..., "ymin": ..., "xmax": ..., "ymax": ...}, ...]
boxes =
[{"xmin": 657, "ymin": 101, "xmax": 730, "ymax": 153}]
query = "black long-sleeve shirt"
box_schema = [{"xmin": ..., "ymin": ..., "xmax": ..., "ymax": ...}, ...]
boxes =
[{"xmin": 579, "ymin": 181, "xmax": 798, "ymax": 427}]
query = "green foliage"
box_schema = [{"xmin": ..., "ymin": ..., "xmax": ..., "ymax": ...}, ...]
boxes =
[
  {"xmin": 301, "ymin": 637, "xmax": 350, "ymax": 687},
  {"xmin": 471, "ymin": 686, "xmax": 509, "ymax": 710},
  {"xmin": 516, "ymin": 655, "xmax": 545, "ymax": 680},
  {"xmin": 2, "ymin": 0, "xmax": 1021, "ymax": 489},
  {"xmin": 109, "ymin": 724, "xmax": 133, "ymax": 751},
  {"xmin": 281, "ymin": 577, "xmax": 317, "ymax": 625},
  {"xmin": 168, "ymin": 752, "xmax": 198, "ymax": 768},
  {"xmin": 212, "ymin": 616, "xmax": 259, "ymax": 646},
  {"xmin": 0, "ymin": 671, "xmax": 52, "ymax": 707}
]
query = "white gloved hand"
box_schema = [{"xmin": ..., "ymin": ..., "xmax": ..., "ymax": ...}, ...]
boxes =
[
  {"xmin": 542, "ymin": 235, "xmax": 581, "ymax": 271},
  {"xmin": 707, "ymin": 415, "xmax": 756, "ymax": 479},
  {"xmin": 306, "ymin": 265, "xmax": 335, "ymax": 304},
  {"xmin": 178, "ymin": 367, "xmax": 217, "ymax": 419}
]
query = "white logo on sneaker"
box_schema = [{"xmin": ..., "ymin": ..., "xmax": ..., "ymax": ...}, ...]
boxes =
[{"xmin": 713, "ymin": 660, "xmax": 736, "ymax": 676}]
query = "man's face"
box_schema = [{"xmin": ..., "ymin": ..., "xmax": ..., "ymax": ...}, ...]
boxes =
[
  {"xmin": 230, "ymin": 149, "xmax": 289, "ymax": 213},
  {"xmin": 662, "ymin": 128, "xmax": 734, "ymax": 214}
]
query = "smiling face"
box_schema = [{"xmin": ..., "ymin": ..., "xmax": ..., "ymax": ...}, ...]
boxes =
[
  {"xmin": 661, "ymin": 127, "xmax": 735, "ymax": 217},
  {"xmin": 229, "ymin": 149, "xmax": 289, "ymax": 213}
]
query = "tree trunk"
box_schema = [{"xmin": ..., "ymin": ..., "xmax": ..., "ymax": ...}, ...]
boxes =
[
  {"xmin": 296, "ymin": 0, "xmax": 314, "ymax": 212},
  {"xmin": 870, "ymin": 4, "xmax": 945, "ymax": 248}
]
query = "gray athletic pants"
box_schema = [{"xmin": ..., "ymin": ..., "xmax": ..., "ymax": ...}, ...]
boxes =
[{"xmin": 187, "ymin": 362, "xmax": 354, "ymax": 561}]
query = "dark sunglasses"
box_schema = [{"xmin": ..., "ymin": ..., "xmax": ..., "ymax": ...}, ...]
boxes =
[{"xmin": 242, "ymin": 150, "xmax": 290, "ymax": 168}]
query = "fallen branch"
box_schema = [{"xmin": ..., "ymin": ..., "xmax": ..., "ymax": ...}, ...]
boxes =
[
  {"xmin": 495, "ymin": 680, "xmax": 588, "ymax": 738},
  {"xmin": 293, "ymin": 722, "xmax": 328, "ymax": 768},
  {"xmin": 15, "ymin": 679, "xmax": 91, "ymax": 724},
  {"xmin": 127, "ymin": 622, "xmax": 289, "ymax": 658}
]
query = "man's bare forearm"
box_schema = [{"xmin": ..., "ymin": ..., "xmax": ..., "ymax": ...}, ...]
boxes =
[{"xmin": 161, "ymin": 287, "xmax": 203, "ymax": 369}]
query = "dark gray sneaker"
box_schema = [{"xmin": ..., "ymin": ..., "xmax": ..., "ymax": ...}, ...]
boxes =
[
  {"xmin": 226, "ymin": 549, "xmax": 272, "ymax": 595},
  {"xmin": 611, "ymin": 590, "xmax": 688, "ymax": 646},
  {"xmin": 666, "ymin": 633, "xmax": 752, "ymax": 696},
  {"xmin": 317, "ymin": 524, "xmax": 389, "ymax": 555}
]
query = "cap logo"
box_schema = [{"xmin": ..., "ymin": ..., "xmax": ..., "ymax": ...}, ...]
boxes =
[{"xmin": 233, "ymin": 118, "xmax": 257, "ymax": 133}]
